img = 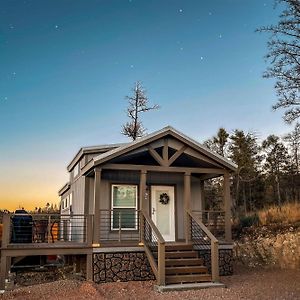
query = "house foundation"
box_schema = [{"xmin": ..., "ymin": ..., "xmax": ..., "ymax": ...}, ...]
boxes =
[
  {"xmin": 197, "ymin": 248, "xmax": 233, "ymax": 276},
  {"xmin": 93, "ymin": 248, "xmax": 154, "ymax": 283},
  {"xmin": 92, "ymin": 246, "xmax": 233, "ymax": 283}
]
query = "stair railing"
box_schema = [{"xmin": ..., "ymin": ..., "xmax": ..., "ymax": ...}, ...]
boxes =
[
  {"xmin": 187, "ymin": 210, "xmax": 220, "ymax": 282},
  {"xmin": 140, "ymin": 211, "xmax": 166, "ymax": 286}
]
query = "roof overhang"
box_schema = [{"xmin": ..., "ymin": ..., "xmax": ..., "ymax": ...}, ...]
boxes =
[
  {"xmin": 67, "ymin": 143, "xmax": 127, "ymax": 172},
  {"xmin": 58, "ymin": 182, "xmax": 70, "ymax": 196},
  {"xmin": 81, "ymin": 126, "xmax": 237, "ymax": 175}
]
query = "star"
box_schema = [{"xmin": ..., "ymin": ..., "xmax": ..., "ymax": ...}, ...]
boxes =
[
  {"xmin": 4, "ymin": 97, "xmax": 8, "ymax": 101},
  {"xmin": 200, "ymin": 56, "xmax": 204, "ymax": 60},
  {"xmin": 208, "ymin": 12, "xmax": 212, "ymax": 16},
  {"xmin": 219, "ymin": 34, "xmax": 222, "ymax": 38},
  {"xmin": 179, "ymin": 9, "xmax": 183, "ymax": 13},
  {"xmin": 12, "ymin": 72, "xmax": 16, "ymax": 76},
  {"xmin": 130, "ymin": 65, "xmax": 134, "ymax": 68},
  {"xmin": 55, "ymin": 25, "xmax": 59, "ymax": 29},
  {"xmin": 180, "ymin": 47, "xmax": 184, "ymax": 51},
  {"xmin": 9, "ymin": 24, "xmax": 14, "ymax": 29}
]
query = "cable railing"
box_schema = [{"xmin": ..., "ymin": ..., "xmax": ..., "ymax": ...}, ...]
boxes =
[
  {"xmin": 187, "ymin": 210, "xmax": 219, "ymax": 282},
  {"xmin": 141, "ymin": 211, "xmax": 165, "ymax": 286},
  {"xmin": 192, "ymin": 210, "xmax": 225, "ymax": 241},
  {"xmin": 1, "ymin": 213, "xmax": 92, "ymax": 246},
  {"xmin": 98, "ymin": 209, "xmax": 140, "ymax": 242}
]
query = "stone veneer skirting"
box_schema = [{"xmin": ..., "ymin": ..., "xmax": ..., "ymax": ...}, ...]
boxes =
[
  {"xmin": 93, "ymin": 247, "xmax": 233, "ymax": 283},
  {"xmin": 93, "ymin": 250, "xmax": 155, "ymax": 283},
  {"xmin": 197, "ymin": 249, "xmax": 233, "ymax": 276}
]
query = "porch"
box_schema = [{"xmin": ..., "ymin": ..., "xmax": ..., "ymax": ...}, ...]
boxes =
[{"xmin": 0, "ymin": 207, "xmax": 232, "ymax": 291}]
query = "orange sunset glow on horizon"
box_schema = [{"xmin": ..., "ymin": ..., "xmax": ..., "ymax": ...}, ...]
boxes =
[{"xmin": 0, "ymin": 160, "xmax": 67, "ymax": 212}]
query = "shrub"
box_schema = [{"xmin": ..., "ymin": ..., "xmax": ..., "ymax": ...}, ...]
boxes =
[{"xmin": 239, "ymin": 214, "xmax": 260, "ymax": 228}]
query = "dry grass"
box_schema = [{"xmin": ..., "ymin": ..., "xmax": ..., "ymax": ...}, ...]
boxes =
[{"xmin": 258, "ymin": 202, "xmax": 300, "ymax": 225}]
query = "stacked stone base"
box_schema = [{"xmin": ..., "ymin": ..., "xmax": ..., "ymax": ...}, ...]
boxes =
[
  {"xmin": 93, "ymin": 251, "xmax": 155, "ymax": 283},
  {"xmin": 93, "ymin": 248, "xmax": 233, "ymax": 283},
  {"xmin": 198, "ymin": 249, "xmax": 233, "ymax": 276}
]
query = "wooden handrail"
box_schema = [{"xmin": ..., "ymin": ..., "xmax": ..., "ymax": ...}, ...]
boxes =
[
  {"xmin": 187, "ymin": 210, "xmax": 218, "ymax": 243},
  {"xmin": 141, "ymin": 211, "xmax": 165, "ymax": 244},
  {"xmin": 192, "ymin": 210, "xmax": 225, "ymax": 213},
  {"xmin": 141, "ymin": 210, "xmax": 165, "ymax": 286},
  {"xmin": 187, "ymin": 210, "xmax": 220, "ymax": 283}
]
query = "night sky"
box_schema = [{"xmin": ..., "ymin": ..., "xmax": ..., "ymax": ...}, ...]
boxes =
[{"xmin": 0, "ymin": 0, "xmax": 291, "ymax": 210}]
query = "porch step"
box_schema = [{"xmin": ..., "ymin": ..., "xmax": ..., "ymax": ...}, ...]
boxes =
[
  {"xmin": 154, "ymin": 282, "xmax": 225, "ymax": 292},
  {"xmin": 166, "ymin": 274, "xmax": 212, "ymax": 284},
  {"xmin": 165, "ymin": 244, "xmax": 194, "ymax": 251},
  {"xmin": 166, "ymin": 265, "xmax": 208, "ymax": 275},
  {"xmin": 165, "ymin": 258, "xmax": 204, "ymax": 267},
  {"xmin": 165, "ymin": 251, "xmax": 198, "ymax": 259}
]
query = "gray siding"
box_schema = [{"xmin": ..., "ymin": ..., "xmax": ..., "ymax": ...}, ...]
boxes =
[{"xmin": 87, "ymin": 170, "xmax": 204, "ymax": 241}]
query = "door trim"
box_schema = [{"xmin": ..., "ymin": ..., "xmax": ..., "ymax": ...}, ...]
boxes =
[{"xmin": 150, "ymin": 185, "xmax": 175, "ymax": 242}]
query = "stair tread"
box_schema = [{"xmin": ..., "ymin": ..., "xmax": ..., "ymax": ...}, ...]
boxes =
[
  {"xmin": 165, "ymin": 251, "xmax": 198, "ymax": 258},
  {"xmin": 165, "ymin": 244, "xmax": 194, "ymax": 251},
  {"xmin": 166, "ymin": 266, "xmax": 208, "ymax": 275},
  {"xmin": 165, "ymin": 258, "xmax": 204, "ymax": 266},
  {"xmin": 166, "ymin": 274, "xmax": 212, "ymax": 284}
]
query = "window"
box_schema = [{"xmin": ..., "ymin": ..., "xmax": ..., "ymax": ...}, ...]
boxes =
[{"xmin": 111, "ymin": 184, "xmax": 138, "ymax": 230}]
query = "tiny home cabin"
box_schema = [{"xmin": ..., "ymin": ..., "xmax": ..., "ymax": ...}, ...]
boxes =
[
  {"xmin": 0, "ymin": 126, "xmax": 236, "ymax": 292},
  {"xmin": 59, "ymin": 126, "xmax": 236, "ymax": 288}
]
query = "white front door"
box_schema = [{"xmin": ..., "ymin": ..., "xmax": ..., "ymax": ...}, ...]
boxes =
[{"xmin": 151, "ymin": 186, "xmax": 175, "ymax": 242}]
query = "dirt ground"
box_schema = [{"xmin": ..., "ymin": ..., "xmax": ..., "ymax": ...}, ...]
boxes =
[{"xmin": 1, "ymin": 265, "xmax": 300, "ymax": 300}]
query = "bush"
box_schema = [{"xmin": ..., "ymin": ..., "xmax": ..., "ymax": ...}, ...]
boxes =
[{"xmin": 239, "ymin": 214, "xmax": 260, "ymax": 228}]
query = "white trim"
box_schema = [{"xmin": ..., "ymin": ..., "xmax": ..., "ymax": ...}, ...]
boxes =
[
  {"xmin": 151, "ymin": 185, "xmax": 175, "ymax": 242},
  {"xmin": 111, "ymin": 184, "xmax": 138, "ymax": 231}
]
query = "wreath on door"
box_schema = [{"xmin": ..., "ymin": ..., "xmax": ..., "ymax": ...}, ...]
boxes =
[{"xmin": 159, "ymin": 193, "xmax": 170, "ymax": 205}]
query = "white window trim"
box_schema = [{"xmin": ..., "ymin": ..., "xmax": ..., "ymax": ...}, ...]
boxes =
[{"xmin": 111, "ymin": 184, "xmax": 138, "ymax": 231}]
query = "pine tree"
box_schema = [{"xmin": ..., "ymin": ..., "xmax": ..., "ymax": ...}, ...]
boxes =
[{"xmin": 121, "ymin": 81, "xmax": 159, "ymax": 141}]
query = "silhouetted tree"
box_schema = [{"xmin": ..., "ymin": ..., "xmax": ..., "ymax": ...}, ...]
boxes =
[
  {"xmin": 284, "ymin": 122, "xmax": 300, "ymax": 200},
  {"xmin": 257, "ymin": 0, "xmax": 300, "ymax": 123},
  {"xmin": 204, "ymin": 128, "xmax": 229, "ymax": 157},
  {"xmin": 122, "ymin": 81, "xmax": 159, "ymax": 140},
  {"xmin": 229, "ymin": 130, "xmax": 262, "ymax": 213},
  {"xmin": 262, "ymin": 135, "xmax": 290, "ymax": 205}
]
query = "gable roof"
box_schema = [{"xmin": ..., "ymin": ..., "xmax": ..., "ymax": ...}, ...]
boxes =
[
  {"xmin": 82, "ymin": 126, "xmax": 237, "ymax": 174},
  {"xmin": 67, "ymin": 143, "xmax": 127, "ymax": 172}
]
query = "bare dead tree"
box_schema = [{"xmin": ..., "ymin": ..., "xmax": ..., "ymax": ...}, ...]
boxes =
[
  {"xmin": 257, "ymin": 0, "xmax": 300, "ymax": 123},
  {"xmin": 121, "ymin": 81, "xmax": 159, "ymax": 140}
]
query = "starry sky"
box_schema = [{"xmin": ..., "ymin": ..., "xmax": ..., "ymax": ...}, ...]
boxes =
[{"xmin": 0, "ymin": 0, "xmax": 292, "ymax": 210}]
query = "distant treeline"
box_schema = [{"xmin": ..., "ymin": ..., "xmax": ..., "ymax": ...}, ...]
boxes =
[{"xmin": 204, "ymin": 124, "xmax": 300, "ymax": 215}]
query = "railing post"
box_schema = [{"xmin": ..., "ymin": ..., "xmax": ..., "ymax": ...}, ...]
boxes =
[
  {"xmin": 93, "ymin": 168, "xmax": 102, "ymax": 246},
  {"xmin": 47, "ymin": 215, "xmax": 51, "ymax": 243},
  {"xmin": 139, "ymin": 211, "xmax": 144, "ymax": 245},
  {"xmin": 118, "ymin": 211, "xmax": 122, "ymax": 242},
  {"xmin": 86, "ymin": 215, "xmax": 93, "ymax": 246},
  {"xmin": 184, "ymin": 172, "xmax": 191, "ymax": 243},
  {"xmin": 157, "ymin": 242, "xmax": 165, "ymax": 286},
  {"xmin": 211, "ymin": 240, "xmax": 220, "ymax": 282},
  {"xmin": 224, "ymin": 171, "xmax": 232, "ymax": 242},
  {"xmin": 2, "ymin": 214, "xmax": 10, "ymax": 248}
]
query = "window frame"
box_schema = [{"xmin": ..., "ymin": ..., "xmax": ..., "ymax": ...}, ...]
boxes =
[{"xmin": 111, "ymin": 184, "xmax": 138, "ymax": 231}]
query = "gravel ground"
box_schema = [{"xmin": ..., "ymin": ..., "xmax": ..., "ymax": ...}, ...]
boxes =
[{"xmin": 1, "ymin": 265, "xmax": 299, "ymax": 300}]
